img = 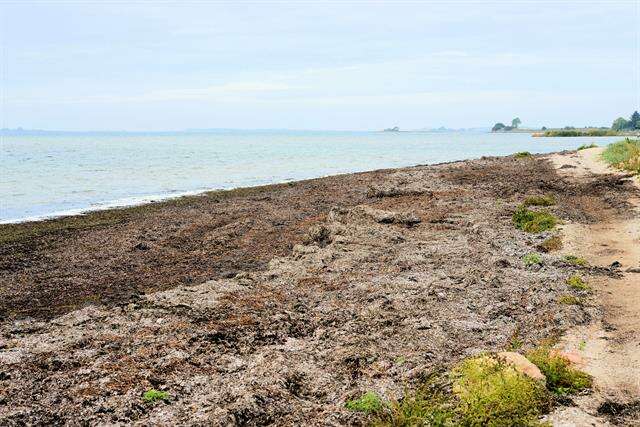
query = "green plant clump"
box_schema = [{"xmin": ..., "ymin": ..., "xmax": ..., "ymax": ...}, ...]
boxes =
[
  {"xmin": 513, "ymin": 205, "xmax": 557, "ymax": 233},
  {"xmin": 514, "ymin": 151, "xmax": 533, "ymax": 158},
  {"xmin": 558, "ymin": 295, "xmax": 582, "ymax": 305},
  {"xmin": 601, "ymin": 138, "xmax": 640, "ymax": 174},
  {"xmin": 526, "ymin": 347, "xmax": 593, "ymax": 395},
  {"xmin": 523, "ymin": 253, "xmax": 543, "ymax": 266},
  {"xmin": 566, "ymin": 275, "xmax": 590, "ymax": 291},
  {"xmin": 373, "ymin": 381, "xmax": 455, "ymax": 427},
  {"xmin": 523, "ymin": 195, "xmax": 556, "ymax": 207},
  {"xmin": 142, "ymin": 389, "xmax": 169, "ymax": 403},
  {"xmin": 345, "ymin": 391, "xmax": 384, "ymax": 413},
  {"xmin": 577, "ymin": 143, "xmax": 598, "ymax": 151},
  {"xmin": 563, "ymin": 255, "xmax": 588, "ymax": 266},
  {"xmin": 451, "ymin": 356, "xmax": 549, "ymax": 426}
]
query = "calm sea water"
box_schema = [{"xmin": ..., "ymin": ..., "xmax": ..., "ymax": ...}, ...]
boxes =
[{"xmin": 0, "ymin": 130, "xmax": 622, "ymax": 223}]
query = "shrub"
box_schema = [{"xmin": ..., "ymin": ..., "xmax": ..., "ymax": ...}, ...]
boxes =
[
  {"xmin": 523, "ymin": 195, "xmax": 556, "ymax": 207},
  {"xmin": 526, "ymin": 347, "xmax": 592, "ymax": 395},
  {"xmin": 538, "ymin": 235, "xmax": 562, "ymax": 252},
  {"xmin": 523, "ymin": 253, "xmax": 543, "ymax": 266},
  {"xmin": 513, "ymin": 206, "xmax": 557, "ymax": 233},
  {"xmin": 577, "ymin": 143, "xmax": 598, "ymax": 151},
  {"xmin": 514, "ymin": 151, "xmax": 533, "ymax": 158},
  {"xmin": 346, "ymin": 391, "xmax": 384, "ymax": 413},
  {"xmin": 563, "ymin": 255, "xmax": 588, "ymax": 266},
  {"xmin": 566, "ymin": 275, "xmax": 590, "ymax": 291},
  {"xmin": 142, "ymin": 389, "xmax": 169, "ymax": 403},
  {"xmin": 451, "ymin": 356, "xmax": 549, "ymax": 426}
]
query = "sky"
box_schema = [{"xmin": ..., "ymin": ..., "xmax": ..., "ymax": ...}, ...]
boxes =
[{"xmin": 0, "ymin": 0, "xmax": 639, "ymax": 131}]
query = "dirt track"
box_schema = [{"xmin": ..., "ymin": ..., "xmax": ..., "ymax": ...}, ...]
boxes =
[{"xmin": 1, "ymin": 153, "xmax": 638, "ymax": 425}]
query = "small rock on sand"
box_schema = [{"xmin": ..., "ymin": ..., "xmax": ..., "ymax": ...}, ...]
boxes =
[{"xmin": 497, "ymin": 352, "xmax": 546, "ymax": 382}]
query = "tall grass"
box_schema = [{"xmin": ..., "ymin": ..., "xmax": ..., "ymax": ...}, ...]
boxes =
[{"xmin": 601, "ymin": 139, "xmax": 640, "ymax": 174}]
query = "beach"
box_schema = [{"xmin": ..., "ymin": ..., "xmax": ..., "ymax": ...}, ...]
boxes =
[{"xmin": 1, "ymin": 150, "xmax": 639, "ymax": 425}]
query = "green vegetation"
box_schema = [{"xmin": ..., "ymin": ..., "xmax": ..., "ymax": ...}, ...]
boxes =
[
  {"xmin": 542, "ymin": 129, "xmax": 619, "ymax": 137},
  {"xmin": 538, "ymin": 235, "xmax": 562, "ymax": 252},
  {"xmin": 514, "ymin": 151, "xmax": 532, "ymax": 158},
  {"xmin": 142, "ymin": 389, "xmax": 169, "ymax": 403},
  {"xmin": 577, "ymin": 143, "xmax": 598, "ymax": 151},
  {"xmin": 526, "ymin": 347, "xmax": 592, "ymax": 395},
  {"xmin": 492, "ymin": 117, "xmax": 522, "ymax": 132},
  {"xmin": 451, "ymin": 356, "xmax": 549, "ymax": 426},
  {"xmin": 523, "ymin": 253, "xmax": 543, "ymax": 266},
  {"xmin": 578, "ymin": 341, "xmax": 587, "ymax": 351},
  {"xmin": 566, "ymin": 275, "xmax": 590, "ymax": 291},
  {"xmin": 373, "ymin": 381, "xmax": 455, "ymax": 427},
  {"xmin": 523, "ymin": 195, "xmax": 556, "ymax": 207},
  {"xmin": 345, "ymin": 391, "xmax": 384, "ymax": 413},
  {"xmin": 513, "ymin": 205, "xmax": 557, "ymax": 233},
  {"xmin": 611, "ymin": 110, "xmax": 640, "ymax": 131},
  {"xmin": 370, "ymin": 348, "xmax": 595, "ymax": 426},
  {"xmin": 558, "ymin": 295, "xmax": 582, "ymax": 305},
  {"xmin": 563, "ymin": 255, "xmax": 588, "ymax": 267},
  {"xmin": 601, "ymin": 138, "xmax": 640, "ymax": 174}
]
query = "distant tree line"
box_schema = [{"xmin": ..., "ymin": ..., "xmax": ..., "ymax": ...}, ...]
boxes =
[
  {"xmin": 611, "ymin": 111, "xmax": 640, "ymax": 131},
  {"xmin": 492, "ymin": 117, "xmax": 521, "ymax": 132}
]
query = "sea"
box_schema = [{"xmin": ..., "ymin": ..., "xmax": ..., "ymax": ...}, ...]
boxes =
[{"xmin": 0, "ymin": 130, "xmax": 622, "ymax": 223}]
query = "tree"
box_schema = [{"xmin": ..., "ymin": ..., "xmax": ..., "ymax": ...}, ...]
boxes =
[
  {"xmin": 492, "ymin": 122, "xmax": 506, "ymax": 132},
  {"xmin": 611, "ymin": 117, "xmax": 629, "ymax": 131},
  {"xmin": 511, "ymin": 117, "xmax": 521, "ymax": 128},
  {"xmin": 630, "ymin": 111, "xmax": 640, "ymax": 129}
]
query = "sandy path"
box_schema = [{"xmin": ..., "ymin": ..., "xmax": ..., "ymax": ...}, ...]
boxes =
[{"xmin": 548, "ymin": 148, "xmax": 640, "ymax": 426}]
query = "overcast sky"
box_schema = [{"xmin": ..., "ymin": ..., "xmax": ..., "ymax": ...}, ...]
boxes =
[{"xmin": 1, "ymin": 1, "xmax": 638, "ymax": 131}]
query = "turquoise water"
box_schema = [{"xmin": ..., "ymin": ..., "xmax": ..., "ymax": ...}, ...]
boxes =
[{"xmin": 0, "ymin": 130, "xmax": 621, "ymax": 223}]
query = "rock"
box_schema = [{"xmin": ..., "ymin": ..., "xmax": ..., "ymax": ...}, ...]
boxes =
[
  {"xmin": 550, "ymin": 350, "xmax": 585, "ymax": 367},
  {"xmin": 133, "ymin": 242, "xmax": 150, "ymax": 251},
  {"xmin": 497, "ymin": 352, "xmax": 546, "ymax": 383},
  {"xmin": 625, "ymin": 267, "xmax": 640, "ymax": 273},
  {"xmin": 609, "ymin": 261, "xmax": 622, "ymax": 269}
]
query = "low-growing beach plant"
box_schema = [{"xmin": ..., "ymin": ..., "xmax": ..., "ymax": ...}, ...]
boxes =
[
  {"xmin": 558, "ymin": 295, "xmax": 582, "ymax": 305},
  {"xmin": 345, "ymin": 391, "xmax": 384, "ymax": 413},
  {"xmin": 523, "ymin": 195, "xmax": 556, "ymax": 207},
  {"xmin": 601, "ymin": 138, "xmax": 640, "ymax": 174},
  {"xmin": 523, "ymin": 253, "xmax": 543, "ymax": 266},
  {"xmin": 563, "ymin": 255, "xmax": 588, "ymax": 266},
  {"xmin": 578, "ymin": 340, "xmax": 587, "ymax": 351},
  {"xmin": 451, "ymin": 356, "xmax": 549, "ymax": 426},
  {"xmin": 566, "ymin": 275, "xmax": 590, "ymax": 291},
  {"xmin": 538, "ymin": 235, "xmax": 563, "ymax": 252},
  {"xmin": 577, "ymin": 143, "xmax": 598, "ymax": 151},
  {"xmin": 142, "ymin": 389, "xmax": 169, "ymax": 403},
  {"xmin": 513, "ymin": 205, "xmax": 557, "ymax": 233},
  {"xmin": 514, "ymin": 151, "xmax": 533, "ymax": 159},
  {"xmin": 526, "ymin": 347, "xmax": 592, "ymax": 395},
  {"xmin": 372, "ymin": 380, "xmax": 455, "ymax": 427}
]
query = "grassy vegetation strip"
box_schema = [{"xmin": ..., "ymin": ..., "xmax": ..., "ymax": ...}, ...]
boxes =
[
  {"xmin": 348, "ymin": 349, "xmax": 592, "ymax": 426},
  {"xmin": 542, "ymin": 129, "xmax": 621, "ymax": 137},
  {"xmin": 601, "ymin": 138, "xmax": 640, "ymax": 174}
]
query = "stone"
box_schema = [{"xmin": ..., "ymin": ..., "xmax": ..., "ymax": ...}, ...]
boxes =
[{"xmin": 497, "ymin": 352, "xmax": 546, "ymax": 382}]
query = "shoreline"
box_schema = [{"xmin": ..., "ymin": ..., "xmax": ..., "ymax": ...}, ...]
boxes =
[{"xmin": 1, "ymin": 150, "xmax": 639, "ymax": 424}]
